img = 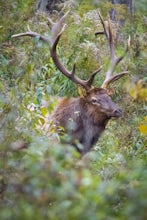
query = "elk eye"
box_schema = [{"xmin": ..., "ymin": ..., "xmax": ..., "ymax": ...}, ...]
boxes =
[{"xmin": 92, "ymin": 97, "xmax": 97, "ymax": 104}]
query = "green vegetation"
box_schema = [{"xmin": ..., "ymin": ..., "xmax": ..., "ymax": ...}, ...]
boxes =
[{"xmin": 0, "ymin": 0, "xmax": 147, "ymax": 219}]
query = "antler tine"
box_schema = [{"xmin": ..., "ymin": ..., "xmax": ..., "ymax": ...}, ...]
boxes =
[
  {"xmin": 97, "ymin": 10, "xmax": 130, "ymax": 89},
  {"xmin": 71, "ymin": 64, "xmax": 76, "ymax": 78},
  {"xmin": 50, "ymin": 10, "xmax": 70, "ymax": 44},
  {"xmin": 12, "ymin": 28, "xmax": 50, "ymax": 44},
  {"xmin": 101, "ymin": 71, "xmax": 129, "ymax": 88},
  {"xmin": 107, "ymin": 15, "xmax": 116, "ymax": 61},
  {"xmin": 97, "ymin": 10, "xmax": 109, "ymax": 39},
  {"xmin": 96, "ymin": 11, "xmax": 115, "ymax": 60},
  {"xmin": 116, "ymin": 35, "xmax": 131, "ymax": 64},
  {"xmin": 86, "ymin": 65, "xmax": 103, "ymax": 88},
  {"xmin": 11, "ymin": 11, "xmax": 70, "ymax": 44}
]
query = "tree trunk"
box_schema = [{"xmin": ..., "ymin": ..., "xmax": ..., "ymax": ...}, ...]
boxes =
[
  {"xmin": 109, "ymin": 0, "xmax": 134, "ymax": 21},
  {"xmin": 36, "ymin": 0, "xmax": 65, "ymax": 13}
]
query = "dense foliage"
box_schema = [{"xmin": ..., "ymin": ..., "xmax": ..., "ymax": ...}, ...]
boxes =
[{"xmin": 0, "ymin": 0, "xmax": 147, "ymax": 219}]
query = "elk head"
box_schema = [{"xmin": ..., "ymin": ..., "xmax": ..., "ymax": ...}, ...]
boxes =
[{"xmin": 83, "ymin": 87, "xmax": 122, "ymax": 119}]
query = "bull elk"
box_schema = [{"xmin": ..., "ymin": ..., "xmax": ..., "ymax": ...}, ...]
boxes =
[{"xmin": 12, "ymin": 11, "xmax": 130, "ymax": 155}]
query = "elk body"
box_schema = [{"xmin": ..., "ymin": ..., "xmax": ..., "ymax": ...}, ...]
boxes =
[
  {"xmin": 12, "ymin": 11, "xmax": 130, "ymax": 155},
  {"xmin": 52, "ymin": 88, "xmax": 122, "ymax": 154}
]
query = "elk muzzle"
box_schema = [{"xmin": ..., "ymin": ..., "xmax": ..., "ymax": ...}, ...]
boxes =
[{"xmin": 112, "ymin": 107, "xmax": 122, "ymax": 117}]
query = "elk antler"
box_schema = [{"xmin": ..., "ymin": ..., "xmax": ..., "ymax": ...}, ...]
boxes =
[
  {"xmin": 95, "ymin": 10, "xmax": 130, "ymax": 89},
  {"xmin": 12, "ymin": 11, "xmax": 102, "ymax": 90},
  {"xmin": 50, "ymin": 27, "xmax": 103, "ymax": 89}
]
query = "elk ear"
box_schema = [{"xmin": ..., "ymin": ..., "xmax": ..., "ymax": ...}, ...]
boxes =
[
  {"xmin": 107, "ymin": 88, "xmax": 115, "ymax": 96},
  {"xmin": 78, "ymin": 85, "xmax": 87, "ymax": 97}
]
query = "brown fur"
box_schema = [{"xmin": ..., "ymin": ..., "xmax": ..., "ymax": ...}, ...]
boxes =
[{"xmin": 51, "ymin": 88, "xmax": 122, "ymax": 155}]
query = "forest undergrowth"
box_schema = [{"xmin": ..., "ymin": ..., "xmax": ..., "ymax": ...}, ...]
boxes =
[{"xmin": 0, "ymin": 1, "xmax": 147, "ymax": 219}]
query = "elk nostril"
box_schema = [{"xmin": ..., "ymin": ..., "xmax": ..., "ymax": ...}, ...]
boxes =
[{"xmin": 114, "ymin": 108, "xmax": 122, "ymax": 117}]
